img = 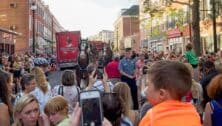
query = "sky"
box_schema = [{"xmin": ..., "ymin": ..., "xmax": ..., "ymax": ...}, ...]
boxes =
[{"xmin": 43, "ymin": 0, "xmax": 138, "ymax": 38}]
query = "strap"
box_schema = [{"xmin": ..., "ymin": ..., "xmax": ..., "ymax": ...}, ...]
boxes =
[
  {"xmin": 134, "ymin": 110, "xmax": 140, "ymax": 126},
  {"xmin": 121, "ymin": 118, "xmax": 131, "ymax": 126},
  {"xmin": 58, "ymin": 85, "xmax": 63, "ymax": 96},
  {"xmin": 76, "ymin": 86, "xmax": 80, "ymax": 101}
]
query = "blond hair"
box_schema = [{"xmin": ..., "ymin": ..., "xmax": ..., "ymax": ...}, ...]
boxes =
[
  {"xmin": 44, "ymin": 96, "xmax": 68, "ymax": 116},
  {"xmin": 113, "ymin": 82, "xmax": 132, "ymax": 116},
  {"xmin": 31, "ymin": 67, "xmax": 48, "ymax": 93},
  {"xmin": 13, "ymin": 94, "xmax": 39, "ymax": 126}
]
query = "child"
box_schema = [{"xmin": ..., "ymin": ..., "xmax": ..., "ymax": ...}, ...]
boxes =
[
  {"xmin": 44, "ymin": 96, "xmax": 69, "ymax": 126},
  {"xmin": 185, "ymin": 43, "xmax": 199, "ymax": 68},
  {"xmin": 139, "ymin": 60, "xmax": 201, "ymax": 126}
]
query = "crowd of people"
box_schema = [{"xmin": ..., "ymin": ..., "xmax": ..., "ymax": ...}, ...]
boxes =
[{"xmin": 0, "ymin": 42, "xmax": 222, "ymax": 126}]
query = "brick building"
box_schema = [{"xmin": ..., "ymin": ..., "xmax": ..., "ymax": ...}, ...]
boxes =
[
  {"xmin": 113, "ymin": 5, "xmax": 140, "ymax": 52},
  {"xmin": 0, "ymin": 0, "xmax": 64, "ymax": 54}
]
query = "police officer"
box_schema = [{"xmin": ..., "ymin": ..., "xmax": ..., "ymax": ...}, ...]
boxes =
[{"xmin": 118, "ymin": 48, "xmax": 138, "ymax": 109}]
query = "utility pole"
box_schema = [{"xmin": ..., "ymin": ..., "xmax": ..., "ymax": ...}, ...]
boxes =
[
  {"xmin": 31, "ymin": 2, "xmax": 37, "ymax": 54},
  {"xmin": 212, "ymin": 0, "xmax": 217, "ymax": 52}
]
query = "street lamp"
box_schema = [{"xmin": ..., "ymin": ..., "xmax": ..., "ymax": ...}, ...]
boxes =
[{"xmin": 30, "ymin": 2, "xmax": 37, "ymax": 54}]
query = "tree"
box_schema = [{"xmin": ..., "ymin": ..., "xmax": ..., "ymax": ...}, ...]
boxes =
[
  {"xmin": 191, "ymin": 0, "xmax": 201, "ymax": 56},
  {"xmin": 143, "ymin": 0, "xmax": 201, "ymax": 56}
]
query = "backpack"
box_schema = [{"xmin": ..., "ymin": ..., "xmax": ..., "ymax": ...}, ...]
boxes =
[{"xmin": 58, "ymin": 85, "xmax": 80, "ymax": 100}]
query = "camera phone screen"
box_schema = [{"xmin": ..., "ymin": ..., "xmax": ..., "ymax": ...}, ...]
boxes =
[{"xmin": 82, "ymin": 98, "xmax": 102, "ymax": 126}]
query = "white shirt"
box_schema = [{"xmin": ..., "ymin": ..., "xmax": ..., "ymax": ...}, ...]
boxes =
[
  {"xmin": 31, "ymin": 84, "xmax": 52, "ymax": 113},
  {"xmin": 92, "ymin": 80, "xmax": 114, "ymax": 92}
]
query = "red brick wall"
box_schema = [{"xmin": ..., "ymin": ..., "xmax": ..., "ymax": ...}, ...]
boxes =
[{"xmin": 0, "ymin": 0, "xmax": 30, "ymax": 53}]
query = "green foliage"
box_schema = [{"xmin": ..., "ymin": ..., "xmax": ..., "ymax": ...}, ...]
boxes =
[{"xmin": 169, "ymin": 9, "xmax": 186, "ymax": 30}]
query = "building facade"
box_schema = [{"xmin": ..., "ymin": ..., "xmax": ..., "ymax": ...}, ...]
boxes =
[
  {"xmin": 88, "ymin": 30, "xmax": 114, "ymax": 45},
  {"xmin": 113, "ymin": 5, "xmax": 140, "ymax": 52},
  {"xmin": 0, "ymin": 27, "xmax": 21, "ymax": 55},
  {"xmin": 0, "ymin": 0, "xmax": 64, "ymax": 54},
  {"xmin": 98, "ymin": 30, "xmax": 114, "ymax": 44},
  {"xmin": 139, "ymin": 0, "xmax": 222, "ymax": 54}
]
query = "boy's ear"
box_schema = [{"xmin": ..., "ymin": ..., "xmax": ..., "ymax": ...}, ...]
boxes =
[{"xmin": 159, "ymin": 89, "xmax": 169, "ymax": 101}]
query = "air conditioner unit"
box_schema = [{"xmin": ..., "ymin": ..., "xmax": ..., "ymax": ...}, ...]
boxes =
[
  {"xmin": 9, "ymin": 3, "xmax": 17, "ymax": 8},
  {"xmin": 10, "ymin": 25, "xmax": 17, "ymax": 30}
]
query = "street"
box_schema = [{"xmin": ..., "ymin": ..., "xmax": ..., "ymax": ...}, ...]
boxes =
[{"xmin": 48, "ymin": 68, "xmax": 75, "ymax": 88}]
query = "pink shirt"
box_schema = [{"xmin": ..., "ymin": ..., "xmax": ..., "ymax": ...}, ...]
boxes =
[{"xmin": 136, "ymin": 59, "xmax": 145, "ymax": 78}]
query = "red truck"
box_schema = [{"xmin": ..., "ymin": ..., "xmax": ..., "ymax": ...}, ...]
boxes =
[{"xmin": 56, "ymin": 31, "xmax": 80, "ymax": 69}]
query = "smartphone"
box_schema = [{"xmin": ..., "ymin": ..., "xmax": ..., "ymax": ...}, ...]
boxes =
[
  {"xmin": 80, "ymin": 90, "xmax": 103, "ymax": 126},
  {"xmin": 97, "ymin": 69, "xmax": 103, "ymax": 79}
]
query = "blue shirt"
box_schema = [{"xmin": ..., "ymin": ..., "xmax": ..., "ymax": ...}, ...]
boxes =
[
  {"xmin": 210, "ymin": 99, "xmax": 222, "ymax": 126},
  {"xmin": 118, "ymin": 57, "xmax": 135, "ymax": 76}
]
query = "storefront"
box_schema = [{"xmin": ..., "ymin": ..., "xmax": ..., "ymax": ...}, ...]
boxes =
[
  {"xmin": 167, "ymin": 28, "xmax": 183, "ymax": 53},
  {"xmin": 0, "ymin": 27, "xmax": 20, "ymax": 55},
  {"xmin": 148, "ymin": 36, "xmax": 165, "ymax": 52}
]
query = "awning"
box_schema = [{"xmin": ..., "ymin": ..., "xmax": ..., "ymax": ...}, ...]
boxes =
[{"xmin": 0, "ymin": 27, "xmax": 22, "ymax": 36}]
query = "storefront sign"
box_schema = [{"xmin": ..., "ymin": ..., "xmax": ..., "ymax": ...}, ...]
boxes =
[{"xmin": 167, "ymin": 28, "xmax": 182, "ymax": 38}]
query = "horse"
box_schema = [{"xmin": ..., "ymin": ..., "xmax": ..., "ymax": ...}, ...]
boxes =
[
  {"xmin": 98, "ymin": 43, "xmax": 113, "ymax": 69},
  {"xmin": 76, "ymin": 39, "xmax": 89, "ymax": 88},
  {"xmin": 88, "ymin": 43, "xmax": 99, "ymax": 65}
]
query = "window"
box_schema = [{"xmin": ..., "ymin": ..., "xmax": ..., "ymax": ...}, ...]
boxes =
[{"xmin": 9, "ymin": 3, "xmax": 17, "ymax": 8}]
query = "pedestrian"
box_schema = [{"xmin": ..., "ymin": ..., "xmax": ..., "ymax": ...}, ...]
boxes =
[
  {"xmin": 113, "ymin": 82, "xmax": 140, "ymax": 126},
  {"xmin": 102, "ymin": 93, "xmax": 133, "ymax": 126},
  {"xmin": 12, "ymin": 94, "xmax": 48, "ymax": 126},
  {"xmin": 184, "ymin": 63, "xmax": 204, "ymax": 117},
  {"xmin": 105, "ymin": 54, "xmax": 120, "ymax": 85},
  {"xmin": 185, "ymin": 43, "xmax": 199, "ymax": 68},
  {"xmin": 203, "ymin": 74, "xmax": 222, "ymax": 126},
  {"xmin": 52, "ymin": 70, "xmax": 80, "ymax": 115},
  {"xmin": 139, "ymin": 60, "xmax": 201, "ymax": 126},
  {"xmin": 118, "ymin": 48, "xmax": 138, "ymax": 109},
  {"xmin": 31, "ymin": 67, "xmax": 52, "ymax": 113},
  {"xmin": 200, "ymin": 60, "xmax": 218, "ymax": 108},
  {"xmin": 85, "ymin": 63, "xmax": 113, "ymax": 92},
  {"xmin": 0, "ymin": 69, "xmax": 13, "ymax": 126},
  {"xmin": 14, "ymin": 74, "xmax": 36, "ymax": 104},
  {"xmin": 44, "ymin": 96, "xmax": 70, "ymax": 126},
  {"xmin": 135, "ymin": 52, "xmax": 146, "ymax": 108}
]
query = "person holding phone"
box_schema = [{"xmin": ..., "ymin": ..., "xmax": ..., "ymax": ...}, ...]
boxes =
[{"xmin": 86, "ymin": 63, "xmax": 113, "ymax": 92}]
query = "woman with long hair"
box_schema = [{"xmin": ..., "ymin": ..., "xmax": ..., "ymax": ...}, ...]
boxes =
[
  {"xmin": 52, "ymin": 70, "xmax": 80, "ymax": 115},
  {"xmin": 102, "ymin": 93, "xmax": 133, "ymax": 126},
  {"xmin": 31, "ymin": 67, "xmax": 51, "ymax": 113},
  {"xmin": 113, "ymin": 82, "xmax": 140, "ymax": 126},
  {"xmin": 0, "ymin": 69, "xmax": 13, "ymax": 126}
]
